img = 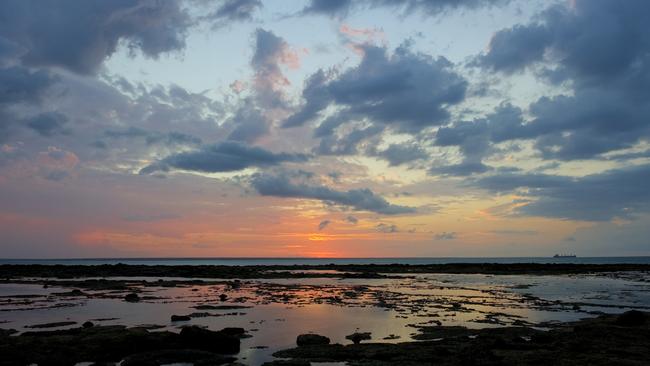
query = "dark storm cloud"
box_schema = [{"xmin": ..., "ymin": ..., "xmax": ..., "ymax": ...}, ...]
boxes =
[
  {"xmin": 470, "ymin": 0, "xmax": 650, "ymax": 161},
  {"xmin": 139, "ymin": 141, "xmax": 309, "ymax": 174},
  {"xmin": 0, "ymin": 0, "xmax": 191, "ymax": 74},
  {"xmin": 301, "ymin": 0, "xmax": 508, "ymax": 18},
  {"xmin": 283, "ymin": 44, "xmax": 467, "ymax": 134},
  {"xmin": 250, "ymin": 171, "xmax": 416, "ymax": 215},
  {"xmin": 473, "ymin": 163, "xmax": 650, "ymax": 221}
]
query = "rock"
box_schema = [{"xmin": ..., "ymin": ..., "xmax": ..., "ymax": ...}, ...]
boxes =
[
  {"xmin": 220, "ymin": 327, "xmax": 247, "ymax": 338},
  {"xmin": 83, "ymin": 321, "xmax": 94, "ymax": 328},
  {"xmin": 179, "ymin": 325, "xmax": 240, "ymax": 354},
  {"xmin": 262, "ymin": 360, "xmax": 310, "ymax": 366},
  {"xmin": 54, "ymin": 289, "xmax": 86, "ymax": 296},
  {"xmin": 25, "ymin": 321, "xmax": 77, "ymax": 329},
  {"xmin": 219, "ymin": 293, "xmax": 228, "ymax": 301},
  {"xmin": 615, "ymin": 310, "xmax": 646, "ymax": 326},
  {"xmin": 193, "ymin": 304, "xmax": 251, "ymax": 310},
  {"xmin": 345, "ymin": 332, "xmax": 371, "ymax": 344},
  {"xmin": 0, "ymin": 328, "xmax": 18, "ymax": 337},
  {"xmin": 296, "ymin": 333, "xmax": 330, "ymax": 346},
  {"xmin": 124, "ymin": 293, "xmax": 140, "ymax": 302},
  {"xmin": 171, "ymin": 315, "xmax": 191, "ymax": 322}
]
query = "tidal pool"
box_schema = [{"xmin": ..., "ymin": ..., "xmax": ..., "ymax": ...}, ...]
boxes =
[{"xmin": 1, "ymin": 272, "xmax": 649, "ymax": 365}]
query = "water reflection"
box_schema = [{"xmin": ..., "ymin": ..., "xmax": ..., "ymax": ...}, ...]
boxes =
[{"xmin": 1, "ymin": 271, "xmax": 649, "ymax": 365}]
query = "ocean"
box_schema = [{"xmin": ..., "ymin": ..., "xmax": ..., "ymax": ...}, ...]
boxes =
[{"xmin": 2, "ymin": 256, "xmax": 650, "ymax": 265}]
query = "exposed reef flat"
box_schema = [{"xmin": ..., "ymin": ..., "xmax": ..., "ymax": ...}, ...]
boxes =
[
  {"xmin": 2, "ymin": 263, "xmax": 650, "ymax": 279},
  {"xmin": 0, "ymin": 324, "xmax": 243, "ymax": 366},
  {"xmin": 1, "ymin": 264, "xmax": 649, "ymax": 365},
  {"xmin": 265, "ymin": 311, "xmax": 650, "ymax": 366},
  {"xmin": 1, "ymin": 311, "xmax": 648, "ymax": 366}
]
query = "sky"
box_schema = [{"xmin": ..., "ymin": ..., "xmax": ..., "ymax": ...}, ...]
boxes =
[{"xmin": 1, "ymin": 0, "xmax": 649, "ymax": 258}]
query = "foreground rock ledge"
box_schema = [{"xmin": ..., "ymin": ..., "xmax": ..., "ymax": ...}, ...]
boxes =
[
  {"xmin": 0, "ymin": 325, "xmax": 240, "ymax": 366},
  {"xmin": 264, "ymin": 311, "xmax": 650, "ymax": 366}
]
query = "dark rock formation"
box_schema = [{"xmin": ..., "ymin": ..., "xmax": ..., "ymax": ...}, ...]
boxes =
[
  {"xmin": 267, "ymin": 312, "xmax": 650, "ymax": 366},
  {"xmin": 296, "ymin": 333, "xmax": 330, "ymax": 346},
  {"xmin": 179, "ymin": 325, "xmax": 240, "ymax": 354},
  {"xmin": 124, "ymin": 293, "xmax": 140, "ymax": 302},
  {"xmin": 345, "ymin": 332, "xmax": 372, "ymax": 344},
  {"xmin": 171, "ymin": 315, "xmax": 191, "ymax": 322}
]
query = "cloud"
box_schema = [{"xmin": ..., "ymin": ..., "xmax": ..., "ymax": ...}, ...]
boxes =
[
  {"xmin": 0, "ymin": 66, "xmax": 57, "ymax": 106},
  {"xmin": 282, "ymin": 69, "xmax": 331, "ymax": 128},
  {"xmin": 36, "ymin": 146, "xmax": 79, "ymax": 181},
  {"xmin": 318, "ymin": 220, "xmax": 330, "ymax": 230},
  {"xmin": 490, "ymin": 229, "xmax": 538, "ymax": 236},
  {"xmin": 372, "ymin": 142, "xmax": 428, "ymax": 166},
  {"xmin": 0, "ymin": 0, "xmax": 191, "ymax": 74},
  {"xmin": 430, "ymin": 161, "xmax": 492, "ymax": 177},
  {"xmin": 250, "ymin": 171, "xmax": 416, "ymax": 215},
  {"xmin": 222, "ymin": 29, "xmax": 302, "ymax": 145},
  {"xmin": 104, "ymin": 127, "xmax": 202, "ymax": 147},
  {"xmin": 139, "ymin": 141, "xmax": 309, "ymax": 174},
  {"xmin": 301, "ymin": 0, "xmax": 508, "ymax": 18},
  {"xmin": 0, "ymin": 66, "xmax": 59, "ymax": 140},
  {"xmin": 473, "ymin": 163, "xmax": 650, "ymax": 221},
  {"xmin": 315, "ymin": 124, "xmax": 384, "ymax": 156},
  {"xmin": 204, "ymin": 0, "xmax": 262, "ymax": 25},
  {"xmin": 434, "ymin": 231, "xmax": 456, "ymax": 240},
  {"xmin": 470, "ymin": 0, "xmax": 650, "ymax": 161},
  {"xmin": 26, "ymin": 111, "xmax": 68, "ymax": 136},
  {"xmin": 345, "ymin": 215, "xmax": 358, "ymax": 224},
  {"xmin": 431, "ymin": 103, "xmax": 525, "ymax": 175},
  {"xmin": 283, "ymin": 44, "xmax": 467, "ymax": 135},
  {"xmin": 225, "ymin": 100, "xmax": 270, "ymax": 144},
  {"xmin": 474, "ymin": 24, "xmax": 550, "ymax": 74},
  {"xmin": 122, "ymin": 213, "xmax": 180, "ymax": 222},
  {"xmin": 251, "ymin": 28, "xmax": 301, "ymax": 108},
  {"xmin": 376, "ymin": 223, "xmax": 398, "ymax": 233}
]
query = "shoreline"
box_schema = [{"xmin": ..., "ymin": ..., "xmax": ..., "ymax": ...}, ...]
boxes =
[{"xmin": 1, "ymin": 263, "xmax": 650, "ymax": 279}]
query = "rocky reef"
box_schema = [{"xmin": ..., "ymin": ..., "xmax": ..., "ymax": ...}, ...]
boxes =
[{"xmin": 264, "ymin": 311, "xmax": 650, "ymax": 366}]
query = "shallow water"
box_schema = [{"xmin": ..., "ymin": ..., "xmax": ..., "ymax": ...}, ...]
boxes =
[{"xmin": 1, "ymin": 272, "xmax": 649, "ymax": 365}]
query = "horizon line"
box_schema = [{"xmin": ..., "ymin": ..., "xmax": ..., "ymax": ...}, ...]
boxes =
[{"xmin": 2, "ymin": 255, "xmax": 650, "ymax": 261}]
